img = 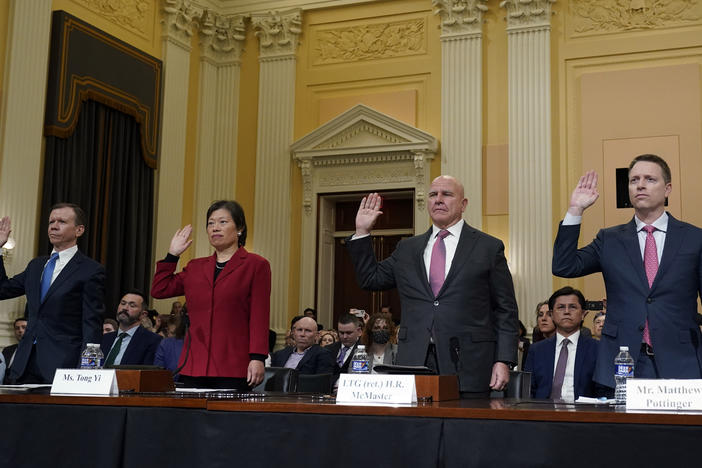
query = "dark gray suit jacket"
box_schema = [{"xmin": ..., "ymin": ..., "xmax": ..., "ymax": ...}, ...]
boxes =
[
  {"xmin": 271, "ymin": 345, "xmax": 335, "ymax": 375},
  {"xmin": 0, "ymin": 251, "xmax": 105, "ymax": 383},
  {"xmin": 346, "ymin": 222, "xmax": 519, "ymax": 392},
  {"xmin": 553, "ymin": 214, "xmax": 702, "ymax": 388}
]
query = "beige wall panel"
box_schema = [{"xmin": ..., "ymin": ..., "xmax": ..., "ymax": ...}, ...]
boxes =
[
  {"xmin": 483, "ymin": 144, "xmax": 508, "ymax": 216},
  {"xmin": 52, "ymin": 0, "xmax": 161, "ymax": 57},
  {"xmin": 0, "ymin": 0, "xmax": 9, "ymax": 99},
  {"xmin": 571, "ymin": 60, "xmax": 702, "ymax": 302},
  {"xmin": 318, "ymin": 88, "xmax": 416, "ymax": 126}
]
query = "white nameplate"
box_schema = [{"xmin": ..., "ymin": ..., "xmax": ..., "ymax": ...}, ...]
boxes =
[
  {"xmin": 627, "ymin": 379, "xmax": 702, "ymax": 411},
  {"xmin": 51, "ymin": 369, "xmax": 119, "ymax": 396},
  {"xmin": 336, "ymin": 374, "xmax": 417, "ymax": 405}
]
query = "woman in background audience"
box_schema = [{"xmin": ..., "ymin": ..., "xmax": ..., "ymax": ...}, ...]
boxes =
[
  {"xmin": 362, "ymin": 312, "xmax": 397, "ymax": 373},
  {"xmin": 155, "ymin": 313, "xmax": 186, "ymax": 380},
  {"xmin": 154, "ymin": 314, "xmax": 172, "ymax": 338},
  {"xmin": 532, "ymin": 301, "xmax": 555, "ymax": 343},
  {"xmin": 318, "ymin": 330, "xmax": 337, "ymax": 347},
  {"xmin": 151, "ymin": 200, "xmax": 271, "ymax": 390},
  {"xmin": 592, "ymin": 311, "xmax": 606, "ymax": 340}
]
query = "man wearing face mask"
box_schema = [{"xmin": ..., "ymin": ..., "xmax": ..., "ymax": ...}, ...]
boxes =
[{"xmin": 362, "ymin": 312, "xmax": 398, "ymax": 373}]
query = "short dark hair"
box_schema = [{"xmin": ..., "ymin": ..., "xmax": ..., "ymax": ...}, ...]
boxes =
[
  {"xmin": 290, "ymin": 315, "xmax": 305, "ymax": 330},
  {"xmin": 122, "ymin": 289, "xmax": 147, "ymax": 309},
  {"xmin": 337, "ymin": 313, "xmax": 361, "ymax": 328},
  {"xmin": 303, "ymin": 307, "xmax": 317, "ymax": 319},
  {"xmin": 13, "ymin": 317, "xmax": 27, "ymax": 326},
  {"xmin": 50, "ymin": 202, "xmax": 86, "ymax": 227},
  {"xmin": 103, "ymin": 318, "xmax": 118, "ymax": 329},
  {"xmin": 206, "ymin": 200, "xmax": 247, "ymax": 247},
  {"xmin": 548, "ymin": 286, "xmax": 586, "ymax": 311},
  {"xmin": 629, "ymin": 154, "xmax": 671, "ymax": 184}
]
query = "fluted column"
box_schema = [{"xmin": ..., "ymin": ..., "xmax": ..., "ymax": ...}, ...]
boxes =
[
  {"xmin": 434, "ymin": 0, "xmax": 487, "ymax": 228},
  {"xmin": 501, "ymin": 0, "xmax": 555, "ymax": 330},
  {"xmin": 251, "ymin": 10, "xmax": 302, "ymax": 333},
  {"xmin": 193, "ymin": 11, "xmax": 246, "ymax": 258},
  {"xmin": 0, "ymin": 0, "xmax": 52, "ymax": 344},
  {"xmin": 154, "ymin": 0, "xmax": 199, "ymax": 309}
]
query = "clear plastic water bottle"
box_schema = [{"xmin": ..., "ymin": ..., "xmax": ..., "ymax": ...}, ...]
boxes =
[
  {"xmin": 614, "ymin": 346, "xmax": 635, "ymax": 404},
  {"xmin": 349, "ymin": 345, "xmax": 370, "ymax": 374},
  {"xmin": 80, "ymin": 343, "xmax": 104, "ymax": 369}
]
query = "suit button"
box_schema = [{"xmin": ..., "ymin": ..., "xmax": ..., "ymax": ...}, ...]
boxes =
[
  {"xmin": 647, "ymin": 297, "xmax": 653, "ymax": 303},
  {"xmin": 433, "ymin": 300, "xmax": 439, "ymax": 306}
]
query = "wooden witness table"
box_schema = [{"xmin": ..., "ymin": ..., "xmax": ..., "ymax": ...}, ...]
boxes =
[{"xmin": 0, "ymin": 391, "xmax": 700, "ymax": 468}]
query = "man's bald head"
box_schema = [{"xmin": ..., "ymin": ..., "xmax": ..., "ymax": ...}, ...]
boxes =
[
  {"xmin": 293, "ymin": 316, "xmax": 318, "ymax": 352},
  {"xmin": 427, "ymin": 175, "xmax": 468, "ymax": 229}
]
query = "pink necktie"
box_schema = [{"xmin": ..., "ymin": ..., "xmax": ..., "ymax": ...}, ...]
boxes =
[
  {"xmin": 429, "ymin": 230, "xmax": 450, "ymax": 297},
  {"xmin": 642, "ymin": 225, "xmax": 657, "ymax": 346},
  {"xmin": 550, "ymin": 338, "xmax": 570, "ymax": 400}
]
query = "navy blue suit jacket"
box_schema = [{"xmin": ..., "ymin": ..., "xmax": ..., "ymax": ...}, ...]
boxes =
[
  {"xmin": 271, "ymin": 345, "xmax": 335, "ymax": 375},
  {"xmin": 100, "ymin": 326, "xmax": 162, "ymax": 366},
  {"xmin": 0, "ymin": 251, "xmax": 104, "ymax": 383},
  {"xmin": 553, "ymin": 214, "xmax": 702, "ymax": 388},
  {"xmin": 524, "ymin": 334, "xmax": 598, "ymax": 399}
]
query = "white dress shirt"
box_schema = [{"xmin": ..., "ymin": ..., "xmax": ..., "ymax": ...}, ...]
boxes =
[
  {"xmin": 46, "ymin": 244, "xmax": 79, "ymax": 285},
  {"xmin": 553, "ymin": 330, "xmax": 580, "ymax": 402},
  {"xmin": 108, "ymin": 325, "xmax": 140, "ymax": 365}
]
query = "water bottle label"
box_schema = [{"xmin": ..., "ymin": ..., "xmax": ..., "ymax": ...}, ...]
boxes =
[
  {"xmin": 615, "ymin": 364, "xmax": 633, "ymax": 377},
  {"xmin": 351, "ymin": 360, "xmax": 369, "ymax": 372},
  {"xmin": 81, "ymin": 357, "xmax": 98, "ymax": 368}
]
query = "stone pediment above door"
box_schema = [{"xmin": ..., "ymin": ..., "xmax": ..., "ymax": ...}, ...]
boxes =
[{"xmin": 291, "ymin": 104, "xmax": 438, "ymax": 215}]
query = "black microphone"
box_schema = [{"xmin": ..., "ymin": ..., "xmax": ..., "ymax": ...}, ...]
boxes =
[
  {"xmin": 449, "ymin": 337, "xmax": 460, "ymax": 372},
  {"xmin": 173, "ymin": 306, "xmax": 191, "ymax": 378}
]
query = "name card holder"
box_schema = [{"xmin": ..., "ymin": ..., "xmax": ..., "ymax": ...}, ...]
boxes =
[
  {"xmin": 51, "ymin": 369, "xmax": 119, "ymax": 396},
  {"xmin": 336, "ymin": 374, "xmax": 417, "ymax": 405},
  {"xmin": 627, "ymin": 379, "xmax": 702, "ymax": 411}
]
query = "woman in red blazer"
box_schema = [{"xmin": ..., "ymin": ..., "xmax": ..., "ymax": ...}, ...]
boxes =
[{"xmin": 151, "ymin": 200, "xmax": 271, "ymax": 390}]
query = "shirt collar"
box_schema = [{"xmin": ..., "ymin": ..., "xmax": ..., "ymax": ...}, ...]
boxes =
[
  {"xmin": 635, "ymin": 212, "xmax": 668, "ymax": 233},
  {"xmin": 556, "ymin": 329, "xmax": 580, "ymax": 346},
  {"xmin": 51, "ymin": 244, "xmax": 78, "ymax": 263},
  {"xmin": 431, "ymin": 219, "xmax": 464, "ymax": 239},
  {"xmin": 119, "ymin": 324, "xmax": 140, "ymax": 337}
]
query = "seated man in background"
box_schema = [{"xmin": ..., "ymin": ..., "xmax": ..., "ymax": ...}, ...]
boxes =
[
  {"xmin": 2, "ymin": 317, "xmax": 27, "ymax": 369},
  {"xmin": 271, "ymin": 317, "xmax": 334, "ymax": 375},
  {"xmin": 524, "ymin": 286, "xmax": 599, "ymax": 401},
  {"xmin": 103, "ymin": 318, "xmax": 118, "ymax": 334},
  {"xmin": 326, "ymin": 313, "xmax": 363, "ymax": 376},
  {"xmin": 592, "ymin": 312, "xmax": 606, "ymax": 340},
  {"xmin": 101, "ymin": 290, "xmax": 162, "ymax": 366}
]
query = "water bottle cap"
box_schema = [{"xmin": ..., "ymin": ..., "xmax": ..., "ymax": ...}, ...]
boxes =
[
  {"xmin": 619, "ymin": 346, "xmax": 628, "ymax": 351},
  {"xmin": 356, "ymin": 345, "xmax": 365, "ymax": 350}
]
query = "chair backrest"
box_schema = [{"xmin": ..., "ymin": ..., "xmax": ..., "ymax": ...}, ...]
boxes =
[
  {"xmin": 296, "ymin": 373, "xmax": 333, "ymax": 394},
  {"xmin": 252, "ymin": 367, "xmax": 299, "ymax": 393},
  {"xmin": 488, "ymin": 370, "xmax": 532, "ymax": 399}
]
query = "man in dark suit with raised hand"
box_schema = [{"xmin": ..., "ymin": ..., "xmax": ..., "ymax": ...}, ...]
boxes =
[
  {"xmin": 553, "ymin": 154, "xmax": 702, "ymax": 390},
  {"xmin": 524, "ymin": 287, "xmax": 598, "ymax": 401},
  {"xmin": 346, "ymin": 175, "xmax": 519, "ymax": 397},
  {"xmin": 101, "ymin": 290, "xmax": 162, "ymax": 366},
  {"xmin": 0, "ymin": 203, "xmax": 105, "ymax": 383}
]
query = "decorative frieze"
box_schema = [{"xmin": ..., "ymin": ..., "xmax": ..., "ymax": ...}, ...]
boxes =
[
  {"xmin": 71, "ymin": 0, "xmax": 152, "ymax": 37},
  {"xmin": 251, "ymin": 9, "xmax": 302, "ymax": 59},
  {"xmin": 432, "ymin": 0, "xmax": 488, "ymax": 36},
  {"xmin": 570, "ymin": 0, "xmax": 702, "ymax": 35},
  {"xmin": 311, "ymin": 18, "xmax": 426, "ymax": 65}
]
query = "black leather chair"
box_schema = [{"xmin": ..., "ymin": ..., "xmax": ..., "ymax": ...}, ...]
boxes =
[
  {"xmin": 297, "ymin": 373, "xmax": 333, "ymax": 394},
  {"xmin": 489, "ymin": 370, "xmax": 531, "ymax": 398},
  {"xmin": 252, "ymin": 367, "xmax": 299, "ymax": 393}
]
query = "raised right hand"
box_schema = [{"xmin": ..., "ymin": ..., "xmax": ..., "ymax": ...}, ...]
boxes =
[
  {"xmin": 355, "ymin": 193, "xmax": 383, "ymax": 236},
  {"xmin": 568, "ymin": 170, "xmax": 599, "ymax": 216},
  {"xmin": 168, "ymin": 225, "xmax": 193, "ymax": 256},
  {"xmin": 0, "ymin": 216, "xmax": 10, "ymax": 248}
]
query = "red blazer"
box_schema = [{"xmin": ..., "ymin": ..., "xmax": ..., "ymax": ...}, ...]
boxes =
[{"xmin": 151, "ymin": 248, "xmax": 271, "ymax": 378}]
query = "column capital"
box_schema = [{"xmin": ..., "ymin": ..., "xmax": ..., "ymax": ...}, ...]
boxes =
[
  {"xmin": 162, "ymin": 0, "xmax": 201, "ymax": 50},
  {"xmin": 251, "ymin": 9, "xmax": 302, "ymax": 59},
  {"xmin": 199, "ymin": 10, "xmax": 246, "ymax": 65},
  {"xmin": 432, "ymin": 0, "xmax": 488, "ymax": 37},
  {"xmin": 499, "ymin": 0, "xmax": 556, "ymax": 30}
]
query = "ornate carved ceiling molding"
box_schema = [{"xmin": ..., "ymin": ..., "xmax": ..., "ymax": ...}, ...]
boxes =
[
  {"xmin": 569, "ymin": 0, "xmax": 702, "ymax": 36},
  {"xmin": 432, "ymin": 0, "xmax": 488, "ymax": 37},
  {"xmin": 71, "ymin": 0, "xmax": 152, "ymax": 38},
  {"xmin": 499, "ymin": 0, "xmax": 556, "ymax": 30},
  {"xmin": 162, "ymin": 0, "xmax": 201, "ymax": 50},
  {"xmin": 251, "ymin": 9, "xmax": 303, "ymax": 59},
  {"xmin": 200, "ymin": 10, "xmax": 246, "ymax": 64}
]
